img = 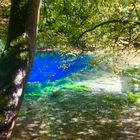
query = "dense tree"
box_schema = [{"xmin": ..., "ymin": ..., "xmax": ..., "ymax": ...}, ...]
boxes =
[
  {"xmin": 38, "ymin": 0, "xmax": 140, "ymax": 52},
  {"xmin": 0, "ymin": 0, "xmax": 41, "ymax": 139}
]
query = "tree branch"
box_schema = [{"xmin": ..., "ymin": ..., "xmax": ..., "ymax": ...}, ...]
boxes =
[{"xmin": 77, "ymin": 20, "xmax": 140, "ymax": 41}]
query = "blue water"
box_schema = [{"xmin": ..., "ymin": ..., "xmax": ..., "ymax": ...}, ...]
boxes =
[{"xmin": 28, "ymin": 52, "xmax": 94, "ymax": 82}]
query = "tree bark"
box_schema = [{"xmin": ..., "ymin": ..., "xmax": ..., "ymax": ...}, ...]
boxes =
[{"xmin": 0, "ymin": 0, "xmax": 41, "ymax": 139}]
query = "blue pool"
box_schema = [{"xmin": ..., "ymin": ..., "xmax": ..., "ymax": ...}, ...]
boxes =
[{"xmin": 28, "ymin": 52, "xmax": 94, "ymax": 83}]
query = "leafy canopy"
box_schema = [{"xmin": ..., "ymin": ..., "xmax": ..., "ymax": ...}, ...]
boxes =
[{"xmin": 38, "ymin": 0, "xmax": 140, "ymax": 51}]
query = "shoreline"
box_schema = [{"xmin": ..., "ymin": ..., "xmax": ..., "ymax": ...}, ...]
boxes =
[{"xmin": 36, "ymin": 48, "xmax": 59, "ymax": 53}]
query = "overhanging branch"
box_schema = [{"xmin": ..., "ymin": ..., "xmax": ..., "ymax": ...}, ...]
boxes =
[{"xmin": 77, "ymin": 20, "xmax": 140, "ymax": 41}]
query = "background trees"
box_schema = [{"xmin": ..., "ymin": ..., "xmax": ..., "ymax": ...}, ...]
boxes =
[
  {"xmin": 38, "ymin": 0, "xmax": 140, "ymax": 51},
  {"xmin": 1, "ymin": 0, "xmax": 139, "ymax": 52}
]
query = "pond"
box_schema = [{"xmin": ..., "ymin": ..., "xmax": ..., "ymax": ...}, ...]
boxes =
[
  {"xmin": 25, "ymin": 51, "xmax": 126, "ymax": 95},
  {"xmin": 28, "ymin": 52, "xmax": 94, "ymax": 82},
  {"xmin": 25, "ymin": 51, "xmax": 98, "ymax": 95}
]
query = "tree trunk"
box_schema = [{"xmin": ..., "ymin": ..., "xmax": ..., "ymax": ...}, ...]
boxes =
[{"xmin": 0, "ymin": 0, "xmax": 41, "ymax": 139}]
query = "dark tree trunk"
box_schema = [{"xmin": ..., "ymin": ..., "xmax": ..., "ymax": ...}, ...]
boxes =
[{"xmin": 0, "ymin": 0, "xmax": 41, "ymax": 139}]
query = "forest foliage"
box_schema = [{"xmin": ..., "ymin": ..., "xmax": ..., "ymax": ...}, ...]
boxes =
[
  {"xmin": 38, "ymin": 0, "xmax": 140, "ymax": 51},
  {"xmin": 0, "ymin": 0, "xmax": 139, "ymax": 50}
]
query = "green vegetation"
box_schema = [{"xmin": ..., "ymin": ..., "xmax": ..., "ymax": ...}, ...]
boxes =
[
  {"xmin": 0, "ymin": 0, "xmax": 10, "ymax": 42},
  {"xmin": 127, "ymin": 92, "xmax": 140, "ymax": 105},
  {"xmin": 0, "ymin": 0, "xmax": 140, "ymax": 139},
  {"xmin": 62, "ymin": 84, "xmax": 91, "ymax": 91},
  {"xmin": 38, "ymin": 0, "xmax": 140, "ymax": 51},
  {"xmin": 1, "ymin": 0, "xmax": 139, "ymax": 52},
  {"xmin": 103, "ymin": 92, "xmax": 140, "ymax": 107},
  {"xmin": 25, "ymin": 82, "xmax": 92, "ymax": 96},
  {"xmin": 25, "ymin": 82, "xmax": 140, "ymax": 106}
]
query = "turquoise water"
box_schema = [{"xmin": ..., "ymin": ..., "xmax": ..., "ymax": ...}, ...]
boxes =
[
  {"xmin": 25, "ymin": 52, "xmax": 95, "ymax": 95},
  {"xmin": 29, "ymin": 52, "xmax": 94, "ymax": 82}
]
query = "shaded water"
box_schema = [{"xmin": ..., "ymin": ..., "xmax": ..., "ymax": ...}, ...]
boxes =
[{"xmin": 12, "ymin": 52, "xmax": 140, "ymax": 140}]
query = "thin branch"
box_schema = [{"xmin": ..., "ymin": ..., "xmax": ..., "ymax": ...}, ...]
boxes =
[{"xmin": 77, "ymin": 20, "xmax": 140, "ymax": 41}]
